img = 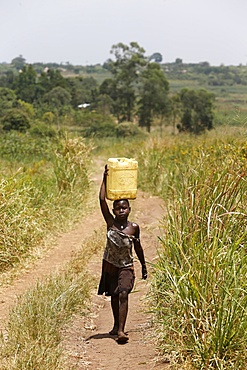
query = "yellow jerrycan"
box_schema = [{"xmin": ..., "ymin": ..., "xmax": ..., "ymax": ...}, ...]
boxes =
[{"xmin": 106, "ymin": 158, "xmax": 138, "ymax": 200}]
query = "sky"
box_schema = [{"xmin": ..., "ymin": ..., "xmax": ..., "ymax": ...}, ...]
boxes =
[{"xmin": 1, "ymin": 0, "xmax": 247, "ymax": 66}]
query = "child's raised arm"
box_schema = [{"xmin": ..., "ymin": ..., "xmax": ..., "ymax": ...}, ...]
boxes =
[{"xmin": 99, "ymin": 166, "xmax": 114, "ymax": 228}]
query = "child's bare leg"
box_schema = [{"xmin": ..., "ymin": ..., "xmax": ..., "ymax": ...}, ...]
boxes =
[
  {"xmin": 109, "ymin": 295, "xmax": 119, "ymax": 335},
  {"xmin": 118, "ymin": 290, "xmax": 129, "ymax": 342}
]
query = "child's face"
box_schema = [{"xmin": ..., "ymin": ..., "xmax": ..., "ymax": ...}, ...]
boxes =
[{"xmin": 113, "ymin": 200, "xmax": 130, "ymax": 221}]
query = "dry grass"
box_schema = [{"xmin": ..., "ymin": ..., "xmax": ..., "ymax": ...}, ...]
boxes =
[{"xmin": 0, "ymin": 229, "xmax": 105, "ymax": 370}]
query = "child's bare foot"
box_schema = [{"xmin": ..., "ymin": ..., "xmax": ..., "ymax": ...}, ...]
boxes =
[
  {"xmin": 109, "ymin": 326, "xmax": 118, "ymax": 335},
  {"xmin": 117, "ymin": 331, "xmax": 129, "ymax": 343}
]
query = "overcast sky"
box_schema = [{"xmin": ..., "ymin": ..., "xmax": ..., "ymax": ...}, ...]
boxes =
[{"xmin": 1, "ymin": 0, "xmax": 246, "ymax": 66}]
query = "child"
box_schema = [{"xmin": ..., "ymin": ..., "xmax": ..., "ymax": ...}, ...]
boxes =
[{"xmin": 98, "ymin": 166, "xmax": 147, "ymax": 343}]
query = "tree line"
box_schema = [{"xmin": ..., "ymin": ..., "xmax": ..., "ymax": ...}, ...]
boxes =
[{"xmin": 0, "ymin": 42, "xmax": 215, "ymax": 135}]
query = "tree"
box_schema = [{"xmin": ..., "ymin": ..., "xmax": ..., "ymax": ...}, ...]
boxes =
[
  {"xmin": 95, "ymin": 94, "xmax": 114, "ymax": 116},
  {"xmin": 17, "ymin": 99, "xmax": 35, "ymax": 119},
  {"xmin": 169, "ymin": 94, "xmax": 182, "ymax": 135},
  {"xmin": 42, "ymin": 86, "xmax": 71, "ymax": 114},
  {"xmin": 0, "ymin": 88, "xmax": 17, "ymax": 116},
  {"xmin": 38, "ymin": 69, "xmax": 68, "ymax": 94},
  {"xmin": 14, "ymin": 65, "xmax": 37, "ymax": 103},
  {"xmin": 67, "ymin": 76, "xmax": 98, "ymax": 108},
  {"xmin": 0, "ymin": 70, "xmax": 15, "ymax": 89},
  {"xmin": 99, "ymin": 78, "xmax": 118, "ymax": 116},
  {"xmin": 149, "ymin": 52, "xmax": 163, "ymax": 63},
  {"xmin": 11, "ymin": 55, "xmax": 26, "ymax": 70},
  {"xmin": 177, "ymin": 89, "xmax": 215, "ymax": 134},
  {"xmin": 46, "ymin": 69, "xmax": 68, "ymax": 90},
  {"xmin": 107, "ymin": 42, "xmax": 148, "ymax": 122},
  {"xmin": 138, "ymin": 63, "xmax": 169, "ymax": 132},
  {"xmin": 1, "ymin": 109, "xmax": 30, "ymax": 132}
]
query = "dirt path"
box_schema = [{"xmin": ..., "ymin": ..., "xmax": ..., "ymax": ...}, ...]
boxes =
[{"xmin": 0, "ymin": 160, "xmax": 168, "ymax": 369}]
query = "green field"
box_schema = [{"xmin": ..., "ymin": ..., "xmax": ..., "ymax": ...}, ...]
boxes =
[
  {"xmin": 1, "ymin": 126, "xmax": 247, "ymax": 368},
  {"xmin": 1, "ymin": 56, "xmax": 247, "ymax": 367}
]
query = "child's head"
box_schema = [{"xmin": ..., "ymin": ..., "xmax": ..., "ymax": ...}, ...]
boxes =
[
  {"xmin": 113, "ymin": 198, "xmax": 130, "ymax": 209},
  {"xmin": 112, "ymin": 199, "xmax": 131, "ymax": 220}
]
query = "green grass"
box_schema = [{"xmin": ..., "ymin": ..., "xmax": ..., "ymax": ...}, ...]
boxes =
[
  {"xmin": 0, "ymin": 132, "xmax": 93, "ymax": 273},
  {"xmin": 131, "ymin": 127, "xmax": 247, "ymax": 368},
  {"xmin": 0, "ymin": 229, "xmax": 105, "ymax": 370},
  {"xmin": 2, "ymin": 116, "xmax": 247, "ymax": 368}
]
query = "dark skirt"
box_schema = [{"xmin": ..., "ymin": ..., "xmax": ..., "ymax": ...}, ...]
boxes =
[{"xmin": 98, "ymin": 259, "xmax": 135, "ymax": 296}]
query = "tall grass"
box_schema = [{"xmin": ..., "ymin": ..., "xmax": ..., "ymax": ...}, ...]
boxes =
[
  {"xmin": 134, "ymin": 130, "xmax": 247, "ymax": 368},
  {"xmin": 0, "ymin": 229, "xmax": 105, "ymax": 370},
  {"xmin": 0, "ymin": 132, "xmax": 93, "ymax": 272},
  {"xmin": 0, "ymin": 273, "xmax": 89, "ymax": 370}
]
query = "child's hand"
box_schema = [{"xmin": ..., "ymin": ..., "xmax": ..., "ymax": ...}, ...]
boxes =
[
  {"xmin": 103, "ymin": 165, "xmax": 108, "ymax": 179},
  {"xmin": 142, "ymin": 264, "xmax": 147, "ymax": 280}
]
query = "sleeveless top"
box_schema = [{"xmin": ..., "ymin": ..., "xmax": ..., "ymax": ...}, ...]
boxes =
[{"xmin": 103, "ymin": 227, "xmax": 134, "ymax": 268}]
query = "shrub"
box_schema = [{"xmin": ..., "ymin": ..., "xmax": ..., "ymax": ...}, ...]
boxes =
[
  {"xmin": 1, "ymin": 109, "xmax": 30, "ymax": 132},
  {"xmin": 116, "ymin": 121, "xmax": 146, "ymax": 137},
  {"xmin": 82, "ymin": 117, "xmax": 118, "ymax": 137},
  {"xmin": 29, "ymin": 121, "xmax": 57, "ymax": 138}
]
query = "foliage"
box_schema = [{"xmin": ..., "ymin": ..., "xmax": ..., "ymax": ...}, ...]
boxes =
[
  {"xmin": 1, "ymin": 108, "xmax": 31, "ymax": 132},
  {"xmin": 138, "ymin": 63, "xmax": 170, "ymax": 132},
  {"xmin": 53, "ymin": 135, "xmax": 91, "ymax": 193},
  {"xmin": 0, "ymin": 45, "xmax": 246, "ymax": 133},
  {"xmin": 42, "ymin": 86, "xmax": 72, "ymax": 113},
  {"xmin": 0, "ymin": 132, "xmax": 93, "ymax": 271},
  {"xmin": 0, "ymin": 228, "xmax": 104, "ymax": 369},
  {"xmin": 106, "ymin": 42, "xmax": 148, "ymax": 122},
  {"xmin": 13, "ymin": 64, "xmax": 37, "ymax": 103},
  {"xmin": 0, "ymin": 94, "xmax": 35, "ymax": 133},
  {"xmin": 11, "ymin": 55, "xmax": 26, "ymax": 70},
  {"xmin": 161, "ymin": 61, "xmax": 247, "ymax": 86},
  {"xmin": 29, "ymin": 121, "xmax": 58, "ymax": 138},
  {"xmin": 17, "ymin": 99, "xmax": 35, "ymax": 118},
  {"xmin": 135, "ymin": 132, "xmax": 247, "ymax": 368},
  {"xmin": 100, "ymin": 42, "xmax": 172, "ymax": 131},
  {"xmin": 38, "ymin": 69, "xmax": 68, "ymax": 93},
  {"xmin": 82, "ymin": 116, "xmax": 118, "ymax": 137},
  {"xmin": 42, "ymin": 111, "xmax": 56, "ymax": 125},
  {"xmin": 0, "ymin": 241, "xmax": 95, "ymax": 369},
  {"xmin": 67, "ymin": 76, "xmax": 98, "ymax": 108},
  {"xmin": 95, "ymin": 93, "xmax": 114, "ymax": 115},
  {"xmin": 149, "ymin": 52, "xmax": 163, "ymax": 63},
  {"xmin": 0, "ymin": 131, "xmax": 54, "ymax": 162},
  {"xmin": 0, "ymin": 70, "xmax": 16, "ymax": 89},
  {"xmin": 116, "ymin": 121, "xmax": 147, "ymax": 138},
  {"xmin": 0, "ymin": 88, "xmax": 17, "ymax": 115},
  {"xmin": 99, "ymin": 78, "xmax": 118, "ymax": 116},
  {"xmin": 177, "ymin": 88, "xmax": 215, "ymax": 134}
]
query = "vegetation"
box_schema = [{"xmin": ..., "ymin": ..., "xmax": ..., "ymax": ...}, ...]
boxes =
[
  {"xmin": 1, "ymin": 125, "xmax": 247, "ymax": 368},
  {"xmin": 0, "ymin": 132, "xmax": 93, "ymax": 272},
  {"xmin": 1, "ymin": 43, "xmax": 247, "ymax": 369},
  {"xmin": 130, "ymin": 127, "xmax": 247, "ymax": 369},
  {"xmin": 138, "ymin": 62, "xmax": 169, "ymax": 132},
  {"xmin": 161, "ymin": 60, "xmax": 247, "ymax": 86},
  {"xmin": 0, "ymin": 230, "xmax": 104, "ymax": 369},
  {"xmin": 176, "ymin": 88, "xmax": 215, "ymax": 134},
  {"xmin": 4, "ymin": 42, "xmax": 244, "ymax": 135}
]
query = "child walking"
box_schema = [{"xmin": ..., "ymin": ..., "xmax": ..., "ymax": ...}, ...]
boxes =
[{"xmin": 98, "ymin": 166, "xmax": 147, "ymax": 343}]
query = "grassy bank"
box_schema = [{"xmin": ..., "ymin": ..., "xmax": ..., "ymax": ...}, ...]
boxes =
[
  {"xmin": 0, "ymin": 131, "xmax": 93, "ymax": 274},
  {"xmin": 132, "ymin": 127, "xmax": 247, "ymax": 368},
  {"xmin": 2, "ymin": 122, "xmax": 247, "ymax": 368},
  {"xmin": 0, "ymin": 229, "xmax": 104, "ymax": 370}
]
